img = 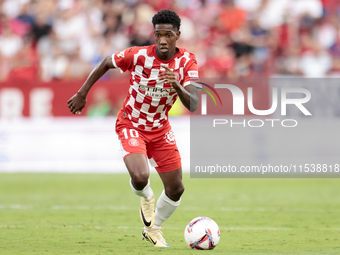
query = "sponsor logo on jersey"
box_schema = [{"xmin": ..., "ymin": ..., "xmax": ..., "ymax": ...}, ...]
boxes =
[
  {"xmin": 128, "ymin": 138, "xmax": 139, "ymax": 147},
  {"xmin": 138, "ymin": 85, "xmax": 176, "ymax": 98},
  {"xmin": 188, "ymin": 71, "xmax": 199, "ymax": 78}
]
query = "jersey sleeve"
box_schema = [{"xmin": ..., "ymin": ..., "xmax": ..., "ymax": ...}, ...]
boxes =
[
  {"xmin": 183, "ymin": 54, "xmax": 199, "ymax": 87},
  {"xmin": 111, "ymin": 47, "xmax": 134, "ymax": 72}
]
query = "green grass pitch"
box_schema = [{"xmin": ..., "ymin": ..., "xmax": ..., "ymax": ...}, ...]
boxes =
[{"xmin": 0, "ymin": 173, "xmax": 339, "ymax": 254}]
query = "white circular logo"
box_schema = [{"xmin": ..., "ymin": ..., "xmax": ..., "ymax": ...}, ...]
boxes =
[
  {"xmin": 128, "ymin": 138, "xmax": 140, "ymax": 147},
  {"xmin": 164, "ymin": 130, "xmax": 176, "ymax": 144}
]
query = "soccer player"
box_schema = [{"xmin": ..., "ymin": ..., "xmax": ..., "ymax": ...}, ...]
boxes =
[{"xmin": 67, "ymin": 9, "xmax": 199, "ymax": 247}]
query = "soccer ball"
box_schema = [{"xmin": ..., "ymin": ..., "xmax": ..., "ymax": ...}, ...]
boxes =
[{"xmin": 184, "ymin": 217, "xmax": 220, "ymax": 250}]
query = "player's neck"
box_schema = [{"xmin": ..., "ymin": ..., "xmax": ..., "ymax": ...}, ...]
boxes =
[{"xmin": 156, "ymin": 47, "xmax": 178, "ymax": 61}]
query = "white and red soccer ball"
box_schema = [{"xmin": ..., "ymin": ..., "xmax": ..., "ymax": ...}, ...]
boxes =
[{"xmin": 184, "ymin": 217, "xmax": 220, "ymax": 250}]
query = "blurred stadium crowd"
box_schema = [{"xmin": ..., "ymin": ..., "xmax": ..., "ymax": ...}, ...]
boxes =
[{"xmin": 1, "ymin": 0, "xmax": 340, "ymax": 82}]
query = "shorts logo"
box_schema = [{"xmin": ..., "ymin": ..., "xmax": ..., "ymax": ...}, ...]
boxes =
[
  {"xmin": 128, "ymin": 138, "xmax": 139, "ymax": 147},
  {"xmin": 164, "ymin": 130, "xmax": 176, "ymax": 145},
  {"xmin": 188, "ymin": 71, "xmax": 198, "ymax": 78}
]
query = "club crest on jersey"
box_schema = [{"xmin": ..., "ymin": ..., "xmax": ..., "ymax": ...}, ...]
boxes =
[
  {"xmin": 173, "ymin": 71, "xmax": 181, "ymax": 82},
  {"xmin": 164, "ymin": 130, "xmax": 176, "ymax": 144},
  {"xmin": 128, "ymin": 138, "xmax": 139, "ymax": 147}
]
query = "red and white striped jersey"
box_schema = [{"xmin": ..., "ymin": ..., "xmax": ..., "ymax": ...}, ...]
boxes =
[{"xmin": 111, "ymin": 45, "xmax": 199, "ymax": 131}]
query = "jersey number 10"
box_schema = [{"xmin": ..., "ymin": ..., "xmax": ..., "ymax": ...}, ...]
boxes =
[{"xmin": 122, "ymin": 128, "xmax": 139, "ymax": 139}]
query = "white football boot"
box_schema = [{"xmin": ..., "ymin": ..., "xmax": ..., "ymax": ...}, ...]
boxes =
[{"xmin": 142, "ymin": 227, "xmax": 170, "ymax": 247}]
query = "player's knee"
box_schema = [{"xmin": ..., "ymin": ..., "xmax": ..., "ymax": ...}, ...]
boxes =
[
  {"xmin": 177, "ymin": 184, "xmax": 185, "ymax": 198},
  {"xmin": 130, "ymin": 171, "xmax": 149, "ymax": 190},
  {"xmin": 166, "ymin": 183, "xmax": 185, "ymax": 202}
]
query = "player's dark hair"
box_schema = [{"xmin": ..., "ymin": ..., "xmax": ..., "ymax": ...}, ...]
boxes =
[{"xmin": 152, "ymin": 9, "xmax": 181, "ymax": 31}]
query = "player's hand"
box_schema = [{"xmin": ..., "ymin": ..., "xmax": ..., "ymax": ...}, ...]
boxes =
[
  {"xmin": 158, "ymin": 64, "xmax": 180, "ymax": 89},
  {"xmin": 67, "ymin": 92, "xmax": 87, "ymax": 115}
]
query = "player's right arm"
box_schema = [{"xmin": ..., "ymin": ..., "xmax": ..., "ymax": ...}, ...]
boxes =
[
  {"xmin": 67, "ymin": 56, "xmax": 115, "ymax": 114},
  {"xmin": 68, "ymin": 48, "xmax": 134, "ymax": 114}
]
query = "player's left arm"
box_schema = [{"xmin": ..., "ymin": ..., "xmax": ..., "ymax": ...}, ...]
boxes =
[{"xmin": 159, "ymin": 65, "xmax": 199, "ymax": 112}]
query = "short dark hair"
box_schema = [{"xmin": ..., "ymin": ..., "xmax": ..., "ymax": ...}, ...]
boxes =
[{"xmin": 152, "ymin": 9, "xmax": 181, "ymax": 31}]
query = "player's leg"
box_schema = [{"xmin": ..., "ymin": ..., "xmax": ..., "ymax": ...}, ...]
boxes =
[
  {"xmin": 116, "ymin": 117, "xmax": 156, "ymax": 228},
  {"xmin": 154, "ymin": 167, "xmax": 184, "ymax": 228},
  {"xmin": 142, "ymin": 167, "xmax": 183, "ymax": 247},
  {"xmin": 142, "ymin": 128, "xmax": 183, "ymax": 247},
  {"xmin": 124, "ymin": 153, "xmax": 155, "ymax": 228},
  {"xmin": 125, "ymin": 153, "xmax": 150, "ymax": 191}
]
